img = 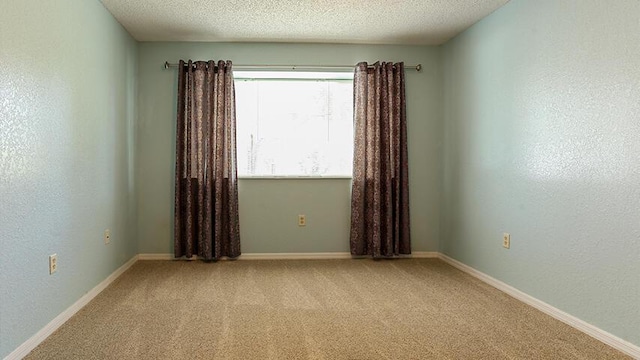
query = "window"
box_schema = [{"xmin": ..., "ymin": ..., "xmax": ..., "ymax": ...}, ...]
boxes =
[{"xmin": 235, "ymin": 72, "xmax": 353, "ymax": 177}]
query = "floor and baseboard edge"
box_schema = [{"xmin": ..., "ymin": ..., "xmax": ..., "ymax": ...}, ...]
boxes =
[
  {"xmin": 240, "ymin": 252, "xmax": 353, "ymax": 260},
  {"xmin": 138, "ymin": 251, "xmax": 439, "ymax": 261},
  {"xmin": 8, "ymin": 252, "xmax": 637, "ymax": 359},
  {"xmin": 409, "ymin": 251, "xmax": 439, "ymax": 258},
  {"xmin": 5, "ymin": 255, "xmax": 139, "ymax": 360},
  {"xmin": 137, "ymin": 253, "xmax": 175, "ymax": 260},
  {"xmin": 438, "ymin": 253, "xmax": 640, "ymax": 359}
]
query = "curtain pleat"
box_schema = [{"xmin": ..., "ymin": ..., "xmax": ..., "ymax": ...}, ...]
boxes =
[
  {"xmin": 174, "ymin": 60, "xmax": 240, "ymax": 260},
  {"xmin": 350, "ymin": 61, "xmax": 411, "ymax": 257}
]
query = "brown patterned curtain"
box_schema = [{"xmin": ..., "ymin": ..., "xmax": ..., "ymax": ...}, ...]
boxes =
[
  {"xmin": 350, "ymin": 62, "xmax": 411, "ymax": 257},
  {"xmin": 174, "ymin": 60, "xmax": 240, "ymax": 260}
]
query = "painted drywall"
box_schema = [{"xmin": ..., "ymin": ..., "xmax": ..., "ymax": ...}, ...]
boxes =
[
  {"xmin": 0, "ymin": 0, "xmax": 138, "ymax": 357},
  {"xmin": 137, "ymin": 42, "xmax": 442, "ymax": 254},
  {"xmin": 441, "ymin": 0, "xmax": 640, "ymax": 346}
]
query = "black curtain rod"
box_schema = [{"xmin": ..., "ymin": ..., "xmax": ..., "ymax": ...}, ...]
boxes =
[{"xmin": 163, "ymin": 61, "xmax": 422, "ymax": 72}]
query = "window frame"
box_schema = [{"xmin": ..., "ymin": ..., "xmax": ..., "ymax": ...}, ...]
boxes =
[{"xmin": 234, "ymin": 71, "xmax": 355, "ymax": 179}]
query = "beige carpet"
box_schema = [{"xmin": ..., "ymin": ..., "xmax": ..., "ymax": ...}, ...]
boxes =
[{"xmin": 26, "ymin": 259, "xmax": 629, "ymax": 359}]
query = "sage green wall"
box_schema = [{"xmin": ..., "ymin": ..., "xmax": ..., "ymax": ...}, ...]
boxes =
[
  {"xmin": 0, "ymin": 0, "xmax": 137, "ymax": 357},
  {"xmin": 442, "ymin": 0, "xmax": 640, "ymax": 346},
  {"xmin": 137, "ymin": 43, "xmax": 442, "ymax": 254}
]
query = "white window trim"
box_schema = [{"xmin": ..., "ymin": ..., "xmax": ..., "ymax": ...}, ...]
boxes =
[{"xmin": 234, "ymin": 71, "xmax": 354, "ymax": 179}]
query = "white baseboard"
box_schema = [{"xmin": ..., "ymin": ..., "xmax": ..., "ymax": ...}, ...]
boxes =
[
  {"xmin": 438, "ymin": 254, "xmax": 640, "ymax": 359},
  {"xmin": 138, "ymin": 251, "xmax": 439, "ymax": 261},
  {"xmin": 240, "ymin": 252, "xmax": 353, "ymax": 260},
  {"xmin": 137, "ymin": 253, "xmax": 175, "ymax": 260},
  {"xmin": 408, "ymin": 251, "xmax": 439, "ymax": 258},
  {"xmin": 5, "ymin": 255, "xmax": 139, "ymax": 360}
]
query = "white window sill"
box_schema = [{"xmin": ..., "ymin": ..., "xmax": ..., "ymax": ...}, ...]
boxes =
[{"xmin": 238, "ymin": 175, "xmax": 352, "ymax": 180}]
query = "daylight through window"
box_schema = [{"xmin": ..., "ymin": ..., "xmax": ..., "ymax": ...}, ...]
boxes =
[{"xmin": 235, "ymin": 72, "xmax": 353, "ymax": 177}]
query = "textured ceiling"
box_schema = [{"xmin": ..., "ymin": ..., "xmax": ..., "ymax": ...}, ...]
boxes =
[{"xmin": 99, "ymin": 0, "xmax": 509, "ymax": 45}]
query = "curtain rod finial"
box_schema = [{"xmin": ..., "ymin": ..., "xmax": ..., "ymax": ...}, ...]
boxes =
[
  {"xmin": 416, "ymin": 64, "xmax": 422, "ymax": 72},
  {"xmin": 164, "ymin": 61, "xmax": 170, "ymax": 69}
]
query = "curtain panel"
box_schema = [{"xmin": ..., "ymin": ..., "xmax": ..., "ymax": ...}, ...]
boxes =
[
  {"xmin": 350, "ymin": 61, "xmax": 411, "ymax": 257},
  {"xmin": 174, "ymin": 60, "xmax": 240, "ymax": 260}
]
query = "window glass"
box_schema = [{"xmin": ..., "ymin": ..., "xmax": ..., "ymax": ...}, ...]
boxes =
[{"xmin": 235, "ymin": 72, "xmax": 353, "ymax": 177}]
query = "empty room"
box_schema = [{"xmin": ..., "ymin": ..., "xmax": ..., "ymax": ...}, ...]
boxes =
[{"xmin": 1, "ymin": 0, "xmax": 638, "ymax": 359}]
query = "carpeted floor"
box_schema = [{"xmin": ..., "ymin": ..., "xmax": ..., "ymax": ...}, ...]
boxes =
[{"xmin": 26, "ymin": 259, "xmax": 629, "ymax": 359}]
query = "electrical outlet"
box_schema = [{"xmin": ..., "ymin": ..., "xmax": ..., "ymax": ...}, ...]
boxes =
[
  {"xmin": 298, "ymin": 215, "xmax": 306, "ymax": 227},
  {"xmin": 503, "ymin": 233, "xmax": 510, "ymax": 249},
  {"xmin": 104, "ymin": 229, "xmax": 111, "ymax": 244},
  {"xmin": 49, "ymin": 254, "xmax": 57, "ymax": 274}
]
